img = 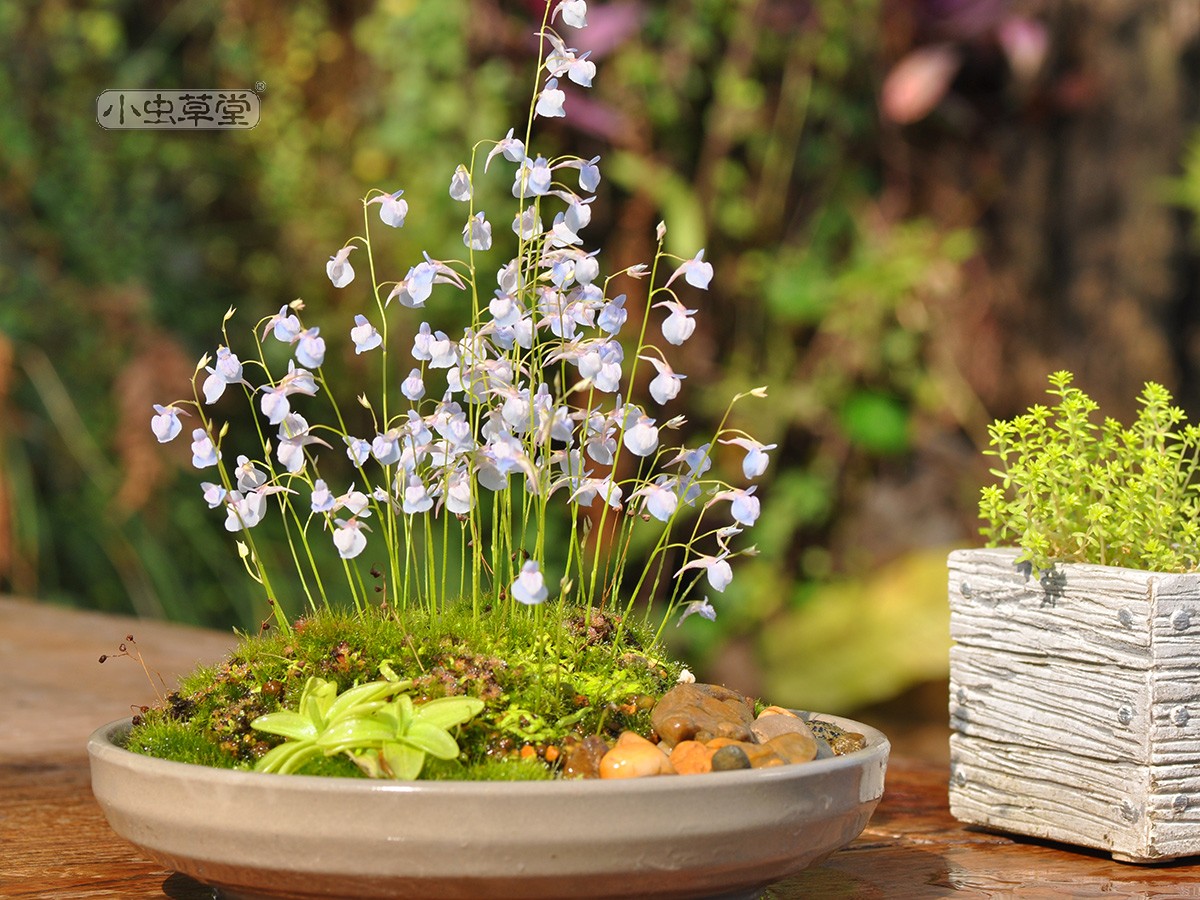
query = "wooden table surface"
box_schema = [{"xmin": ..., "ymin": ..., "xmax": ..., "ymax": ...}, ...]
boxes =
[{"xmin": 3, "ymin": 597, "xmax": 1200, "ymax": 899}]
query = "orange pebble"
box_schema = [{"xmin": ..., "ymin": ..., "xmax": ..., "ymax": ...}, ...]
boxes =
[{"xmin": 669, "ymin": 740, "xmax": 715, "ymax": 775}]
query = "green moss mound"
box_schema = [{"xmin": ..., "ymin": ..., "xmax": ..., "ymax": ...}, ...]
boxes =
[{"xmin": 125, "ymin": 602, "xmax": 681, "ymax": 780}]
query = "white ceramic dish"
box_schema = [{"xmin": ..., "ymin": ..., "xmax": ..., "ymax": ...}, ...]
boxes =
[{"xmin": 89, "ymin": 714, "xmax": 889, "ymax": 900}]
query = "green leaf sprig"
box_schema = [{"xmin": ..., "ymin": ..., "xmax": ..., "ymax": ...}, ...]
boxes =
[{"xmin": 979, "ymin": 370, "xmax": 1200, "ymax": 573}]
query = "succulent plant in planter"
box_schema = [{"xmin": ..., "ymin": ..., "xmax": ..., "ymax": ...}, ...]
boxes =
[
  {"xmin": 950, "ymin": 370, "xmax": 1200, "ymax": 862},
  {"xmin": 87, "ymin": 3, "xmax": 889, "ymax": 897}
]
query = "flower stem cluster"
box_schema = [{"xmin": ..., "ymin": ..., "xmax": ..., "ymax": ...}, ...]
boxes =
[
  {"xmin": 979, "ymin": 370, "xmax": 1200, "ymax": 573},
  {"xmin": 151, "ymin": 0, "xmax": 774, "ymax": 640}
]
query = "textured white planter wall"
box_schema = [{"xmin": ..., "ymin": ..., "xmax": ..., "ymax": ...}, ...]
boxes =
[{"xmin": 948, "ymin": 547, "xmax": 1200, "ymax": 862}]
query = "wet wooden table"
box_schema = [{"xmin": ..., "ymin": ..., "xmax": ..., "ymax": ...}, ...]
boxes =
[{"xmin": 3, "ymin": 596, "xmax": 1200, "ymax": 898}]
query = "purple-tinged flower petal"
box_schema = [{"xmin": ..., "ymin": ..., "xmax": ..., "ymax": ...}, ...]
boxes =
[
  {"xmin": 449, "ymin": 165, "xmax": 472, "ymax": 201},
  {"xmin": 555, "ymin": 0, "xmax": 588, "ymax": 28},
  {"xmin": 367, "ymin": 190, "xmax": 408, "ymax": 227},
  {"xmin": 190, "ymin": 428, "xmax": 219, "ymax": 469},
  {"xmin": 535, "ymin": 79, "xmax": 567, "ymax": 118},
  {"xmin": 332, "ymin": 518, "xmax": 368, "ymax": 559},
  {"xmin": 295, "ymin": 328, "xmax": 325, "ymax": 369},
  {"xmin": 653, "ymin": 300, "xmax": 697, "ymax": 346},
  {"xmin": 511, "ymin": 559, "xmax": 548, "ymax": 605},
  {"xmin": 310, "ymin": 479, "xmax": 335, "ymax": 513},
  {"xmin": 677, "ymin": 598, "xmax": 717, "ymax": 626},
  {"xmin": 665, "ymin": 249, "xmax": 713, "ymax": 290},
  {"xmin": 463, "ymin": 212, "xmax": 493, "ymax": 251},
  {"xmin": 401, "ymin": 368, "xmax": 425, "ymax": 401},
  {"xmin": 150, "ymin": 404, "xmax": 185, "ymax": 443},
  {"xmin": 351, "ymin": 314, "xmax": 382, "ymax": 354},
  {"xmin": 485, "ymin": 128, "xmax": 526, "ymax": 173},
  {"xmin": 326, "ymin": 246, "xmax": 356, "ymax": 288},
  {"xmin": 200, "ymin": 482, "xmax": 227, "ymax": 509},
  {"xmin": 622, "ymin": 415, "xmax": 659, "ymax": 457},
  {"xmin": 345, "ymin": 436, "xmax": 371, "ymax": 466},
  {"xmin": 263, "ymin": 305, "xmax": 301, "ymax": 343}
]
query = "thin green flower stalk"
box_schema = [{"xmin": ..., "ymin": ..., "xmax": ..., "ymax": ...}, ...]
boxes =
[
  {"xmin": 980, "ymin": 370, "xmax": 1200, "ymax": 574},
  {"xmin": 148, "ymin": 0, "xmax": 776, "ymax": 649}
]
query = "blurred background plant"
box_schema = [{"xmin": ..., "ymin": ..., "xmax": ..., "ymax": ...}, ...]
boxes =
[{"xmin": 6, "ymin": 0, "xmax": 1200, "ymax": 753}]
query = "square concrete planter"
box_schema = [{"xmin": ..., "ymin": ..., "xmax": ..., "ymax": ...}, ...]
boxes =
[{"xmin": 948, "ymin": 547, "xmax": 1200, "ymax": 862}]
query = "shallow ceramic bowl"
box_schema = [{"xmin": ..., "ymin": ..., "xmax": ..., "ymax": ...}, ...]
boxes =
[{"xmin": 89, "ymin": 714, "xmax": 889, "ymax": 900}]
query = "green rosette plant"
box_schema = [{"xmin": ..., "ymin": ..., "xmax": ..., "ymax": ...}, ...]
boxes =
[{"xmin": 137, "ymin": 0, "xmax": 776, "ymax": 779}]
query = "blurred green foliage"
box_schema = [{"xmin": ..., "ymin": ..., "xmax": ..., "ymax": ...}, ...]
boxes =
[{"xmin": 1, "ymin": 0, "xmax": 974, "ymax": 712}]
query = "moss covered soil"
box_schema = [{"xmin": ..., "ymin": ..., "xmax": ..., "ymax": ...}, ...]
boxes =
[{"xmin": 124, "ymin": 603, "xmax": 683, "ymax": 780}]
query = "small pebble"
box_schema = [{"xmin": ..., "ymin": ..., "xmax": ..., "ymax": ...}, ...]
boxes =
[
  {"xmin": 600, "ymin": 732, "xmax": 675, "ymax": 779},
  {"xmin": 669, "ymin": 740, "xmax": 715, "ymax": 775},
  {"xmin": 710, "ymin": 744, "xmax": 751, "ymax": 771},
  {"xmin": 561, "ymin": 735, "xmax": 610, "ymax": 779}
]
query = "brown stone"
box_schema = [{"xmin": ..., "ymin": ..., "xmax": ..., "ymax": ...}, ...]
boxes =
[
  {"xmin": 650, "ymin": 683, "xmax": 755, "ymax": 747},
  {"xmin": 752, "ymin": 708, "xmax": 817, "ymax": 746},
  {"xmin": 560, "ymin": 735, "xmax": 610, "ymax": 779},
  {"xmin": 762, "ymin": 731, "xmax": 818, "ymax": 764},
  {"xmin": 669, "ymin": 740, "xmax": 715, "ymax": 775}
]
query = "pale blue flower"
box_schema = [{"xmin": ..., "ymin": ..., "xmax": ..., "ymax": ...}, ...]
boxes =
[
  {"xmin": 326, "ymin": 246, "xmax": 356, "ymax": 288},
  {"xmin": 714, "ymin": 486, "xmax": 760, "ymax": 526},
  {"xmin": 332, "ymin": 518, "xmax": 368, "ymax": 559},
  {"xmin": 427, "ymin": 331, "xmax": 457, "ymax": 369},
  {"xmin": 578, "ymin": 156, "xmax": 601, "ymax": 192},
  {"xmin": 200, "ymin": 482, "xmax": 227, "ymax": 509},
  {"xmin": 445, "ymin": 467, "xmax": 473, "ymax": 515},
  {"xmin": 571, "ymin": 476, "xmax": 622, "ymax": 509},
  {"xmin": 372, "ymin": 429, "xmax": 403, "ymax": 466},
  {"xmin": 256, "ymin": 389, "xmax": 287, "ymax": 425},
  {"xmin": 574, "ymin": 253, "xmax": 600, "ymax": 285},
  {"xmin": 412, "ymin": 322, "xmax": 434, "ymax": 361},
  {"xmin": 345, "ymin": 436, "xmax": 371, "ymax": 466},
  {"xmin": 262, "ymin": 305, "xmax": 301, "ymax": 343},
  {"xmin": 511, "ymin": 559, "xmax": 548, "ymax": 605},
  {"xmin": 677, "ymin": 598, "xmax": 717, "ymax": 626},
  {"xmin": 641, "ymin": 355, "xmax": 685, "ymax": 405},
  {"xmin": 367, "ymin": 190, "xmax": 408, "ymax": 227},
  {"xmin": 489, "ymin": 292, "xmax": 522, "ymax": 328},
  {"xmin": 633, "ymin": 480, "xmax": 678, "ymax": 522},
  {"xmin": 190, "ymin": 428, "xmax": 219, "ymax": 468},
  {"xmin": 310, "ymin": 479, "xmax": 334, "ymax": 513},
  {"xmin": 295, "ymin": 328, "xmax": 325, "ymax": 368},
  {"xmin": 235, "ymin": 454, "xmax": 268, "ymax": 492},
  {"xmin": 401, "ymin": 368, "xmax": 425, "ymax": 401},
  {"xmin": 336, "ymin": 486, "xmax": 371, "ymax": 516},
  {"xmin": 535, "ymin": 78, "xmax": 567, "ymax": 119},
  {"xmin": 277, "ymin": 411, "xmax": 328, "ymax": 474},
  {"xmin": 202, "ymin": 346, "xmax": 245, "ymax": 404},
  {"xmin": 150, "ymin": 404, "xmax": 185, "ymax": 443},
  {"xmin": 555, "ymin": 0, "xmax": 588, "ymax": 28},
  {"xmin": 666, "ymin": 249, "xmax": 714, "ymax": 290},
  {"xmin": 449, "ymin": 165, "xmax": 472, "ymax": 201},
  {"xmin": 677, "ymin": 553, "xmax": 733, "ymax": 592},
  {"xmin": 513, "ymin": 206, "xmax": 543, "ymax": 240},
  {"xmin": 721, "ymin": 437, "xmax": 777, "ymax": 479},
  {"xmin": 224, "ymin": 489, "xmax": 268, "ymax": 531},
  {"xmin": 653, "ymin": 299, "xmax": 697, "ymax": 345},
  {"xmin": 485, "ymin": 128, "xmax": 526, "ymax": 173},
  {"xmin": 402, "ymin": 475, "xmax": 434, "ymax": 515},
  {"xmin": 351, "ymin": 314, "xmax": 382, "ymax": 354},
  {"xmin": 597, "ymin": 294, "xmax": 627, "ymax": 335},
  {"xmin": 463, "ymin": 212, "xmax": 493, "ymax": 251},
  {"xmin": 513, "ymin": 156, "xmax": 553, "ymax": 198},
  {"xmin": 623, "ymin": 415, "xmax": 659, "ymax": 457}
]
